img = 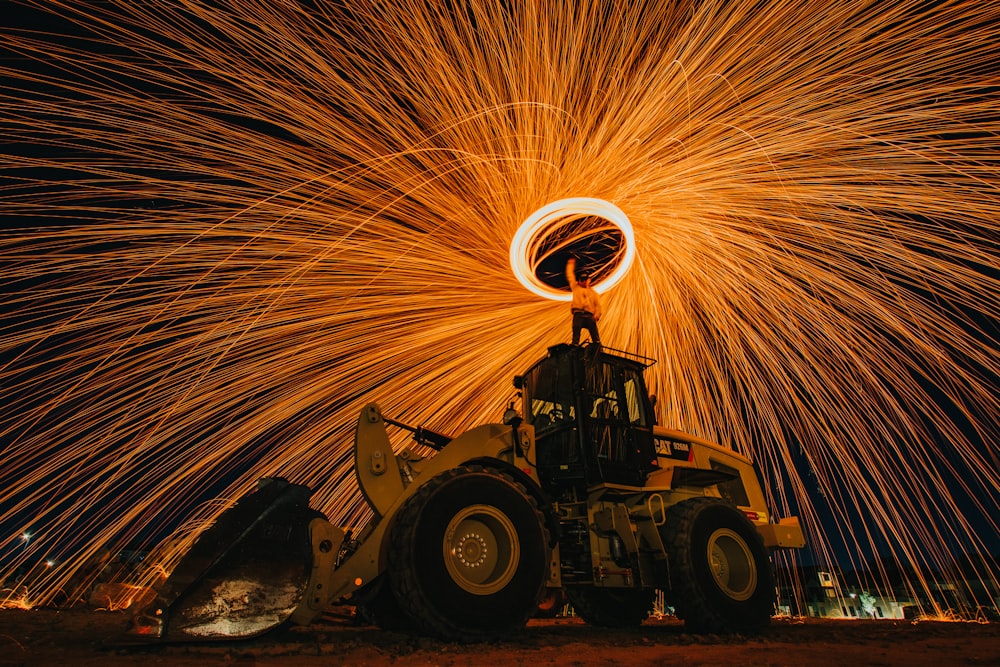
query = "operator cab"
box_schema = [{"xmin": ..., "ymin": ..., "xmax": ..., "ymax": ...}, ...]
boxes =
[{"xmin": 516, "ymin": 344, "xmax": 659, "ymax": 492}]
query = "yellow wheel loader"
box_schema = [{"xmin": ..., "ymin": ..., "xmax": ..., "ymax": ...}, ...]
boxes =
[{"xmin": 130, "ymin": 343, "xmax": 805, "ymax": 642}]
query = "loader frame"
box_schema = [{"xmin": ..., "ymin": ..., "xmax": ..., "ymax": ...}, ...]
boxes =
[{"xmin": 133, "ymin": 343, "xmax": 804, "ymax": 641}]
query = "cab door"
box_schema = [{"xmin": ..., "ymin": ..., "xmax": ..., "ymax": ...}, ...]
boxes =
[{"xmin": 582, "ymin": 359, "xmax": 657, "ymax": 486}]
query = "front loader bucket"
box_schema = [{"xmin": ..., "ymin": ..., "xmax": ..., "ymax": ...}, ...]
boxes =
[{"xmin": 130, "ymin": 477, "xmax": 319, "ymax": 642}]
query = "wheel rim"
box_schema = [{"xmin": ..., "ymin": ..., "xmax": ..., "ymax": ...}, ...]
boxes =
[
  {"xmin": 443, "ymin": 503, "xmax": 520, "ymax": 595},
  {"xmin": 706, "ymin": 527, "xmax": 757, "ymax": 601}
]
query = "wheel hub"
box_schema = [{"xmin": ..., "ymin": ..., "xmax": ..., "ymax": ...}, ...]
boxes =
[
  {"xmin": 444, "ymin": 504, "xmax": 520, "ymax": 595},
  {"xmin": 707, "ymin": 527, "xmax": 757, "ymax": 601},
  {"xmin": 455, "ymin": 532, "xmax": 488, "ymax": 567}
]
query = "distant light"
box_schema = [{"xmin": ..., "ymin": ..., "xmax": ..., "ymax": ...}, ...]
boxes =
[
  {"xmin": 20, "ymin": 532, "xmax": 31, "ymax": 543},
  {"xmin": 45, "ymin": 560, "xmax": 55, "ymax": 567}
]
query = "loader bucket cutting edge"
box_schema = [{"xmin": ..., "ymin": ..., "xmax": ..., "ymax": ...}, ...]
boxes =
[{"xmin": 129, "ymin": 477, "xmax": 319, "ymax": 642}]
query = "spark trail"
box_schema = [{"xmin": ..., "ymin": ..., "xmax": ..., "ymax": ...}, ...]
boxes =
[{"xmin": 1, "ymin": 1, "xmax": 998, "ymax": 615}]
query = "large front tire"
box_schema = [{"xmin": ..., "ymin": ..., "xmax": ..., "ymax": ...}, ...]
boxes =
[
  {"xmin": 388, "ymin": 465, "xmax": 550, "ymax": 641},
  {"xmin": 662, "ymin": 497, "xmax": 774, "ymax": 634}
]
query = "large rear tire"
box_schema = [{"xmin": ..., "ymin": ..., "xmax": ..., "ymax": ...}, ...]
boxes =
[
  {"xmin": 662, "ymin": 497, "xmax": 774, "ymax": 634},
  {"xmin": 388, "ymin": 465, "xmax": 550, "ymax": 641},
  {"xmin": 566, "ymin": 587, "xmax": 654, "ymax": 627}
]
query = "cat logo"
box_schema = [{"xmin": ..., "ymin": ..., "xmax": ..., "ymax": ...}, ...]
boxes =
[{"xmin": 656, "ymin": 437, "xmax": 692, "ymax": 462}]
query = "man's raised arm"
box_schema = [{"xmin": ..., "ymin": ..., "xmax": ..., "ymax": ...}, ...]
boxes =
[{"xmin": 566, "ymin": 257, "xmax": 578, "ymax": 288}]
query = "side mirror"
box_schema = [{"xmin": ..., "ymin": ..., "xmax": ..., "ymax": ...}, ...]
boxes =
[{"xmin": 502, "ymin": 403, "xmax": 520, "ymax": 426}]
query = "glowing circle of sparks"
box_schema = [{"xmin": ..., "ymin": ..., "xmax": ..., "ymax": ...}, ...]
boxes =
[{"xmin": 510, "ymin": 198, "xmax": 635, "ymax": 301}]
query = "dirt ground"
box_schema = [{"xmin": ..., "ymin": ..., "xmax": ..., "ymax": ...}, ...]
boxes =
[{"xmin": 1, "ymin": 607, "xmax": 997, "ymax": 667}]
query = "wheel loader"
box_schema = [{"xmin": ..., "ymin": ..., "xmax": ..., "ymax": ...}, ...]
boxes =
[{"xmin": 129, "ymin": 343, "xmax": 805, "ymax": 642}]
